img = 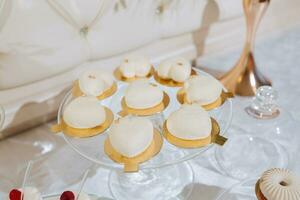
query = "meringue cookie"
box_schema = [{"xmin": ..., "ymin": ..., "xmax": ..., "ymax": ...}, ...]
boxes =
[
  {"xmin": 260, "ymin": 168, "xmax": 300, "ymax": 200},
  {"xmin": 157, "ymin": 57, "xmax": 191, "ymax": 83},
  {"xmin": 108, "ymin": 117, "xmax": 154, "ymax": 157},
  {"xmin": 79, "ymin": 69, "xmax": 114, "ymax": 97},
  {"xmin": 184, "ymin": 75, "xmax": 223, "ymax": 105},
  {"xmin": 63, "ymin": 96, "xmax": 106, "ymax": 129},
  {"xmin": 167, "ymin": 105, "xmax": 212, "ymax": 140},
  {"xmin": 16, "ymin": 187, "xmax": 42, "ymax": 200},
  {"xmin": 125, "ymin": 79, "xmax": 164, "ymax": 109},
  {"xmin": 119, "ymin": 55, "xmax": 152, "ymax": 78}
]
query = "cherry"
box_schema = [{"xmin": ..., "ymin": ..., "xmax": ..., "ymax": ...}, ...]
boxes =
[
  {"xmin": 9, "ymin": 189, "xmax": 22, "ymax": 200},
  {"xmin": 60, "ymin": 191, "xmax": 75, "ymax": 200}
]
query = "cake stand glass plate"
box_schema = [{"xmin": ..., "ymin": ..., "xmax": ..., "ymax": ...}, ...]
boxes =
[
  {"xmin": 215, "ymin": 179, "xmax": 258, "ymax": 200},
  {"xmin": 57, "ymin": 69, "xmax": 233, "ymax": 200}
]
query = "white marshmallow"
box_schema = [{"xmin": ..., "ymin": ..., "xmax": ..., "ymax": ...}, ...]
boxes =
[
  {"xmin": 108, "ymin": 117, "xmax": 154, "ymax": 157},
  {"xmin": 119, "ymin": 55, "xmax": 152, "ymax": 78},
  {"xmin": 157, "ymin": 57, "xmax": 191, "ymax": 82},
  {"xmin": 79, "ymin": 69, "xmax": 114, "ymax": 97},
  {"xmin": 167, "ymin": 105, "xmax": 212, "ymax": 140},
  {"xmin": 125, "ymin": 79, "xmax": 164, "ymax": 109},
  {"xmin": 184, "ymin": 75, "xmax": 223, "ymax": 105},
  {"xmin": 63, "ymin": 96, "xmax": 106, "ymax": 129}
]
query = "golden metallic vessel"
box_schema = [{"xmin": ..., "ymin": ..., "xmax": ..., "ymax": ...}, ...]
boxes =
[{"xmin": 219, "ymin": 0, "xmax": 271, "ymax": 96}]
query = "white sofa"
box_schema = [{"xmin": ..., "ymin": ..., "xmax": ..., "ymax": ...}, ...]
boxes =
[{"xmin": 0, "ymin": 0, "xmax": 299, "ymax": 138}]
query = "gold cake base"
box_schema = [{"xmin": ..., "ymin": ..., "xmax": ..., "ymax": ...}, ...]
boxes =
[
  {"xmin": 114, "ymin": 66, "xmax": 155, "ymax": 83},
  {"xmin": 153, "ymin": 69, "xmax": 197, "ymax": 87},
  {"xmin": 72, "ymin": 81, "xmax": 117, "ymax": 100},
  {"xmin": 51, "ymin": 107, "xmax": 114, "ymax": 138},
  {"xmin": 119, "ymin": 92, "xmax": 170, "ymax": 117},
  {"xmin": 255, "ymin": 179, "xmax": 267, "ymax": 200},
  {"xmin": 104, "ymin": 129, "xmax": 163, "ymax": 172},
  {"xmin": 177, "ymin": 89, "xmax": 234, "ymax": 111},
  {"xmin": 163, "ymin": 118, "xmax": 227, "ymax": 148}
]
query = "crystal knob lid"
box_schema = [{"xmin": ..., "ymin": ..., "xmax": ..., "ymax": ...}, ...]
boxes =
[{"xmin": 246, "ymin": 86, "xmax": 280, "ymax": 119}]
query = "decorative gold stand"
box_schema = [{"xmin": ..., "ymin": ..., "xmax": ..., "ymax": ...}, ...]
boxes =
[{"xmin": 219, "ymin": 0, "xmax": 271, "ymax": 96}]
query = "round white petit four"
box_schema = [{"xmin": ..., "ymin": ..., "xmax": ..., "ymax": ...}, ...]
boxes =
[
  {"xmin": 78, "ymin": 69, "xmax": 114, "ymax": 97},
  {"xmin": 119, "ymin": 55, "xmax": 152, "ymax": 78},
  {"xmin": 184, "ymin": 75, "xmax": 223, "ymax": 105},
  {"xmin": 9, "ymin": 187, "xmax": 42, "ymax": 200},
  {"xmin": 124, "ymin": 79, "xmax": 164, "ymax": 109},
  {"xmin": 108, "ymin": 117, "xmax": 154, "ymax": 158},
  {"xmin": 63, "ymin": 96, "xmax": 106, "ymax": 129},
  {"xmin": 259, "ymin": 168, "xmax": 300, "ymax": 200},
  {"xmin": 157, "ymin": 57, "xmax": 191, "ymax": 83},
  {"xmin": 167, "ymin": 105, "xmax": 212, "ymax": 140}
]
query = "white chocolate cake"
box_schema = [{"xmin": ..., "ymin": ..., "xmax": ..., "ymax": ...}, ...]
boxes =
[
  {"xmin": 119, "ymin": 55, "xmax": 152, "ymax": 78},
  {"xmin": 79, "ymin": 69, "xmax": 114, "ymax": 97},
  {"xmin": 108, "ymin": 117, "xmax": 154, "ymax": 158},
  {"xmin": 63, "ymin": 96, "xmax": 106, "ymax": 129},
  {"xmin": 124, "ymin": 79, "xmax": 164, "ymax": 109},
  {"xmin": 157, "ymin": 57, "xmax": 191, "ymax": 83},
  {"xmin": 184, "ymin": 75, "xmax": 223, "ymax": 105},
  {"xmin": 167, "ymin": 105, "xmax": 212, "ymax": 140},
  {"xmin": 259, "ymin": 168, "xmax": 300, "ymax": 200}
]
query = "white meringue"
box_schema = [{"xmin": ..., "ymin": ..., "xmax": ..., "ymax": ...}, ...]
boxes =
[
  {"xmin": 184, "ymin": 75, "xmax": 223, "ymax": 105},
  {"xmin": 63, "ymin": 96, "xmax": 106, "ymax": 129},
  {"xmin": 167, "ymin": 105, "xmax": 212, "ymax": 140},
  {"xmin": 19, "ymin": 187, "xmax": 42, "ymax": 200},
  {"xmin": 260, "ymin": 168, "xmax": 300, "ymax": 200},
  {"xmin": 125, "ymin": 79, "xmax": 164, "ymax": 109},
  {"xmin": 108, "ymin": 117, "xmax": 154, "ymax": 157},
  {"xmin": 79, "ymin": 69, "xmax": 114, "ymax": 97},
  {"xmin": 157, "ymin": 57, "xmax": 191, "ymax": 82},
  {"xmin": 119, "ymin": 55, "xmax": 152, "ymax": 78}
]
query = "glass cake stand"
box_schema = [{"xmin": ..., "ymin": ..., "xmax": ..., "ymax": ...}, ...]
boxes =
[
  {"xmin": 56, "ymin": 69, "xmax": 233, "ymax": 200},
  {"xmin": 215, "ymin": 178, "xmax": 258, "ymax": 200}
]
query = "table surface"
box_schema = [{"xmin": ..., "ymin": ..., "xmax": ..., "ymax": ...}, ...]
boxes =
[{"xmin": 0, "ymin": 26, "xmax": 299, "ymax": 200}]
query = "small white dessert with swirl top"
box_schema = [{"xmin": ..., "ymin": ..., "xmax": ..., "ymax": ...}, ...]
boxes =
[{"xmin": 259, "ymin": 168, "xmax": 300, "ymax": 200}]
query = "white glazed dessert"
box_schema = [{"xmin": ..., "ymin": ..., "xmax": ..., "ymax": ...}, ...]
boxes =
[
  {"xmin": 259, "ymin": 168, "xmax": 300, "ymax": 200},
  {"xmin": 108, "ymin": 117, "xmax": 154, "ymax": 158},
  {"xmin": 63, "ymin": 96, "xmax": 106, "ymax": 129},
  {"xmin": 124, "ymin": 79, "xmax": 164, "ymax": 109},
  {"xmin": 78, "ymin": 69, "xmax": 114, "ymax": 97},
  {"xmin": 157, "ymin": 57, "xmax": 192, "ymax": 83},
  {"xmin": 184, "ymin": 75, "xmax": 223, "ymax": 105},
  {"xmin": 119, "ymin": 55, "xmax": 152, "ymax": 78},
  {"xmin": 8, "ymin": 187, "xmax": 42, "ymax": 200},
  {"xmin": 167, "ymin": 105, "xmax": 212, "ymax": 140}
]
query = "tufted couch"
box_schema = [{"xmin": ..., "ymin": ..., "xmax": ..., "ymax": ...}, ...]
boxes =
[{"xmin": 0, "ymin": 0, "xmax": 299, "ymax": 138}]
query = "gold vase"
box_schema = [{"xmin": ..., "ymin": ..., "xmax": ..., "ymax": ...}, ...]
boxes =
[{"xmin": 219, "ymin": 0, "xmax": 271, "ymax": 96}]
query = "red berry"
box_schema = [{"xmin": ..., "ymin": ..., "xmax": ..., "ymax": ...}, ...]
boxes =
[
  {"xmin": 60, "ymin": 191, "xmax": 75, "ymax": 200},
  {"xmin": 9, "ymin": 189, "xmax": 22, "ymax": 200}
]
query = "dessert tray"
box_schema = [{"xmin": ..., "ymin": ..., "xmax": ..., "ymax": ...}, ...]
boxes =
[
  {"xmin": 55, "ymin": 68, "xmax": 233, "ymax": 171},
  {"xmin": 51, "ymin": 63, "xmax": 233, "ymax": 200}
]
